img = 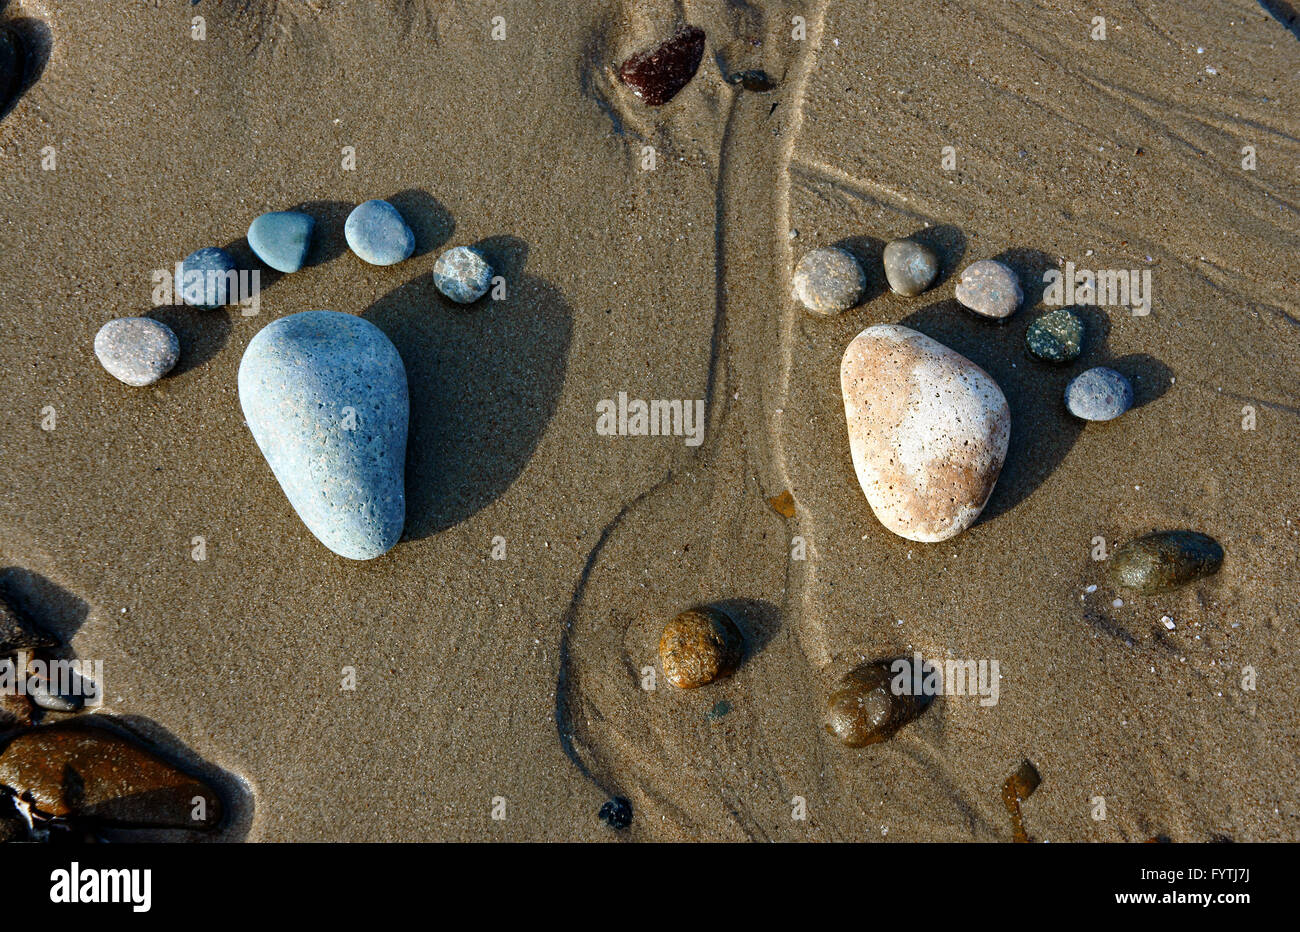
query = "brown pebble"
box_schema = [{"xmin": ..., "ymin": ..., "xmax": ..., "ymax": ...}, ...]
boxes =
[
  {"xmin": 767, "ymin": 490, "xmax": 796, "ymax": 518},
  {"xmin": 1001, "ymin": 760, "xmax": 1041, "ymax": 843},
  {"xmin": 824, "ymin": 660, "xmax": 931, "ymax": 747},
  {"xmin": 658, "ymin": 607, "xmax": 743, "ymax": 688},
  {"xmin": 618, "ymin": 25, "xmax": 706, "ymax": 106},
  {"xmin": 0, "ymin": 723, "xmax": 222, "ymax": 829}
]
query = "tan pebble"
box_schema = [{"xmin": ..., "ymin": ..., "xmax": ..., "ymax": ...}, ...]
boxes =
[{"xmin": 658, "ymin": 607, "xmax": 743, "ymax": 688}]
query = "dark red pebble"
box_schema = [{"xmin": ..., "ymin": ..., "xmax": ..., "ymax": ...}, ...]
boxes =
[{"xmin": 618, "ymin": 25, "xmax": 706, "ymax": 106}]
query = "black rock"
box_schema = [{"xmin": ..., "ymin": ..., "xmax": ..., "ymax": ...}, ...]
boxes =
[{"xmin": 598, "ymin": 796, "xmax": 633, "ymax": 830}]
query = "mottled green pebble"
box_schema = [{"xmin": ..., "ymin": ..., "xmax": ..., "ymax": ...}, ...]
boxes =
[
  {"xmin": 1025, "ymin": 307, "xmax": 1083, "ymax": 362},
  {"xmin": 1109, "ymin": 530, "xmax": 1224, "ymax": 593}
]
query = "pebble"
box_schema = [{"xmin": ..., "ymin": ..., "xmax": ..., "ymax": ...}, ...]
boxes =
[
  {"xmin": 178, "ymin": 246, "xmax": 238, "ymax": 309},
  {"xmin": 344, "ymin": 199, "xmax": 415, "ymax": 266},
  {"xmin": 93, "ymin": 317, "xmax": 180, "ymax": 387},
  {"xmin": 791, "ymin": 246, "xmax": 866, "ymax": 315},
  {"xmin": 247, "ymin": 210, "xmax": 315, "ymax": 273},
  {"xmin": 0, "ymin": 26, "xmax": 23, "ymax": 112},
  {"xmin": 0, "ymin": 591, "xmax": 58, "ymax": 656},
  {"xmin": 433, "ymin": 246, "xmax": 494, "ymax": 304},
  {"xmin": 841, "ymin": 324, "xmax": 1010, "ymax": 542},
  {"xmin": 618, "ymin": 25, "xmax": 706, "ymax": 106},
  {"xmin": 0, "ymin": 723, "xmax": 222, "ymax": 829},
  {"xmin": 598, "ymin": 796, "xmax": 633, "ymax": 830},
  {"xmin": 1109, "ymin": 531, "xmax": 1224, "ymax": 593},
  {"xmin": 955, "ymin": 259, "xmax": 1022, "ymax": 319},
  {"xmin": 882, "ymin": 238, "xmax": 939, "ymax": 297},
  {"xmin": 824, "ymin": 661, "xmax": 931, "ymax": 747},
  {"xmin": 238, "ymin": 311, "xmax": 409, "ymax": 560},
  {"xmin": 658, "ymin": 607, "xmax": 743, "ymax": 688},
  {"xmin": 1025, "ymin": 307, "xmax": 1083, "ymax": 362},
  {"xmin": 26, "ymin": 674, "xmax": 82, "ymax": 713},
  {"xmin": 1066, "ymin": 366, "xmax": 1133, "ymax": 420}
]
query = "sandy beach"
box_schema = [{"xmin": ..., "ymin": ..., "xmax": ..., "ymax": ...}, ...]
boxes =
[{"xmin": 0, "ymin": 0, "xmax": 1296, "ymax": 842}]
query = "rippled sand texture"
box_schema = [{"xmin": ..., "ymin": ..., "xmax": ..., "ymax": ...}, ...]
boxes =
[{"xmin": 0, "ymin": 0, "xmax": 1295, "ymax": 841}]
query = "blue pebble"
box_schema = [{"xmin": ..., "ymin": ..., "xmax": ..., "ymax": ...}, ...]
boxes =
[
  {"xmin": 1066, "ymin": 366, "xmax": 1133, "ymax": 421},
  {"xmin": 178, "ymin": 247, "xmax": 238, "ymax": 309},
  {"xmin": 344, "ymin": 199, "xmax": 415, "ymax": 266},
  {"xmin": 238, "ymin": 311, "xmax": 409, "ymax": 560},
  {"xmin": 248, "ymin": 211, "xmax": 315, "ymax": 273}
]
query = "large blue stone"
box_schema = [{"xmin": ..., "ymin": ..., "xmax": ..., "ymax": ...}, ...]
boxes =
[{"xmin": 238, "ymin": 311, "xmax": 409, "ymax": 560}]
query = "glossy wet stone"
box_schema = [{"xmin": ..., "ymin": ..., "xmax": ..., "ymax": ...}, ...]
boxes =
[
  {"xmin": 178, "ymin": 247, "xmax": 238, "ymax": 309},
  {"xmin": 1066, "ymin": 366, "xmax": 1132, "ymax": 421},
  {"xmin": 26, "ymin": 673, "xmax": 83, "ymax": 713},
  {"xmin": 433, "ymin": 245, "xmax": 493, "ymax": 304},
  {"xmin": 618, "ymin": 25, "xmax": 706, "ymax": 106},
  {"xmin": 248, "ymin": 210, "xmax": 315, "ymax": 273},
  {"xmin": 792, "ymin": 246, "xmax": 866, "ymax": 315},
  {"xmin": 0, "ymin": 724, "xmax": 222, "ymax": 829},
  {"xmin": 0, "ymin": 26, "xmax": 23, "ymax": 113},
  {"xmin": 1025, "ymin": 307, "xmax": 1083, "ymax": 362},
  {"xmin": 0, "ymin": 592, "xmax": 58, "ymax": 656},
  {"xmin": 955, "ymin": 259, "xmax": 1022, "ymax": 319},
  {"xmin": 824, "ymin": 661, "xmax": 931, "ymax": 747},
  {"xmin": 598, "ymin": 796, "xmax": 633, "ymax": 829},
  {"xmin": 239, "ymin": 311, "xmax": 409, "ymax": 560},
  {"xmin": 882, "ymin": 238, "xmax": 939, "ymax": 297},
  {"xmin": 94, "ymin": 317, "xmax": 180, "ymax": 387},
  {"xmin": 345, "ymin": 199, "xmax": 415, "ymax": 266},
  {"xmin": 1109, "ymin": 531, "xmax": 1224, "ymax": 593},
  {"xmin": 658, "ymin": 607, "xmax": 743, "ymax": 688},
  {"xmin": 841, "ymin": 324, "xmax": 1010, "ymax": 542},
  {"xmin": 1002, "ymin": 760, "xmax": 1041, "ymax": 843}
]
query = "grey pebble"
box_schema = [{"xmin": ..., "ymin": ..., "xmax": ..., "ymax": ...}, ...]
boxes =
[
  {"xmin": 27, "ymin": 675, "xmax": 83, "ymax": 713},
  {"xmin": 345, "ymin": 199, "xmax": 415, "ymax": 266},
  {"xmin": 433, "ymin": 246, "xmax": 494, "ymax": 304},
  {"xmin": 882, "ymin": 238, "xmax": 939, "ymax": 297},
  {"xmin": 791, "ymin": 246, "xmax": 866, "ymax": 315},
  {"xmin": 94, "ymin": 317, "xmax": 180, "ymax": 387},
  {"xmin": 178, "ymin": 247, "xmax": 238, "ymax": 309},
  {"xmin": 1066, "ymin": 366, "xmax": 1133, "ymax": 421},
  {"xmin": 955, "ymin": 259, "xmax": 1022, "ymax": 319}
]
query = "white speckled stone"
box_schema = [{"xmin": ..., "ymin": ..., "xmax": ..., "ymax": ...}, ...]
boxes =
[
  {"xmin": 344, "ymin": 199, "xmax": 415, "ymax": 266},
  {"xmin": 841, "ymin": 324, "xmax": 1010, "ymax": 542},
  {"xmin": 791, "ymin": 246, "xmax": 865, "ymax": 315},
  {"xmin": 238, "ymin": 311, "xmax": 408, "ymax": 560},
  {"xmin": 1066, "ymin": 366, "xmax": 1133, "ymax": 421},
  {"xmin": 955, "ymin": 259, "xmax": 1022, "ymax": 319},
  {"xmin": 94, "ymin": 317, "xmax": 180, "ymax": 386},
  {"xmin": 433, "ymin": 246, "xmax": 494, "ymax": 304}
]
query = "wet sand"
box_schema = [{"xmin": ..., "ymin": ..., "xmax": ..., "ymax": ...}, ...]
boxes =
[{"xmin": 0, "ymin": 0, "xmax": 1296, "ymax": 841}]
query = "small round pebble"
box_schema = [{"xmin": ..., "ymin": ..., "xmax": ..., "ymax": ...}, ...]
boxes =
[
  {"xmin": 658, "ymin": 607, "xmax": 743, "ymax": 689},
  {"xmin": 824, "ymin": 661, "xmax": 931, "ymax": 747},
  {"xmin": 26, "ymin": 675, "xmax": 83, "ymax": 713},
  {"xmin": 955, "ymin": 259, "xmax": 1022, "ymax": 319},
  {"xmin": 791, "ymin": 246, "xmax": 866, "ymax": 316},
  {"xmin": 94, "ymin": 317, "xmax": 180, "ymax": 387},
  {"xmin": 433, "ymin": 246, "xmax": 494, "ymax": 304},
  {"xmin": 344, "ymin": 199, "xmax": 415, "ymax": 266},
  {"xmin": 1025, "ymin": 307, "xmax": 1084, "ymax": 362},
  {"xmin": 882, "ymin": 238, "xmax": 939, "ymax": 297},
  {"xmin": 248, "ymin": 210, "xmax": 315, "ymax": 273},
  {"xmin": 1066, "ymin": 366, "xmax": 1133, "ymax": 421},
  {"xmin": 598, "ymin": 796, "xmax": 633, "ymax": 830},
  {"xmin": 1109, "ymin": 530, "xmax": 1224, "ymax": 593},
  {"xmin": 178, "ymin": 247, "xmax": 238, "ymax": 309}
]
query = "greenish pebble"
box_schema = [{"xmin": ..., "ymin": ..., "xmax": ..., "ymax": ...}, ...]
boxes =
[
  {"xmin": 706, "ymin": 700, "xmax": 732, "ymax": 721},
  {"xmin": 1025, "ymin": 307, "xmax": 1083, "ymax": 363},
  {"xmin": 1109, "ymin": 530, "xmax": 1224, "ymax": 593}
]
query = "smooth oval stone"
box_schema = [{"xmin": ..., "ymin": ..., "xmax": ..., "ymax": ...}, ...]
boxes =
[
  {"xmin": 1066, "ymin": 366, "xmax": 1132, "ymax": 420},
  {"xmin": 1025, "ymin": 307, "xmax": 1083, "ymax": 362},
  {"xmin": 0, "ymin": 724, "xmax": 222, "ymax": 828},
  {"xmin": 238, "ymin": 311, "xmax": 408, "ymax": 560},
  {"xmin": 178, "ymin": 246, "xmax": 238, "ymax": 309},
  {"xmin": 792, "ymin": 246, "xmax": 866, "ymax": 315},
  {"xmin": 1109, "ymin": 531, "xmax": 1224, "ymax": 593},
  {"xmin": 825, "ymin": 661, "xmax": 931, "ymax": 747},
  {"xmin": 883, "ymin": 238, "xmax": 939, "ymax": 296},
  {"xmin": 433, "ymin": 246, "xmax": 494, "ymax": 304},
  {"xmin": 955, "ymin": 259, "xmax": 1022, "ymax": 319},
  {"xmin": 248, "ymin": 210, "xmax": 315, "ymax": 273},
  {"xmin": 94, "ymin": 317, "xmax": 180, "ymax": 387},
  {"xmin": 841, "ymin": 324, "xmax": 1010, "ymax": 542},
  {"xmin": 1, "ymin": 26, "xmax": 24, "ymax": 113},
  {"xmin": 658, "ymin": 607, "xmax": 743, "ymax": 688},
  {"xmin": 344, "ymin": 199, "xmax": 415, "ymax": 266},
  {"xmin": 27, "ymin": 674, "xmax": 83, "ymax": 713},
  {"xmin": 618, "ymin": 25, "xmax": 705, "ymax": 106}
]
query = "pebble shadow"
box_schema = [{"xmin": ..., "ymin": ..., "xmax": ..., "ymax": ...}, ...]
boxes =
[
  {"xmin": 713, "ymin": 598, "xmax": 781, "ymax": 665},
  {"xmin": 363, "ymin": 235, "xmax": 572, "ymax": 538},
  {"xmin": 388, "ymin": 188, "xmax": 454, "ymax": 258},
  {"xmin": 908, "ymin": 224, "xmax": 967, "ymax": 288},
  {"xmin": 831, "ymin": 235, "xmax": 888, "ymax": 305},
  {"xmin": 0, "ymin": 8, "xmax": 51, "ymax": 121}
]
